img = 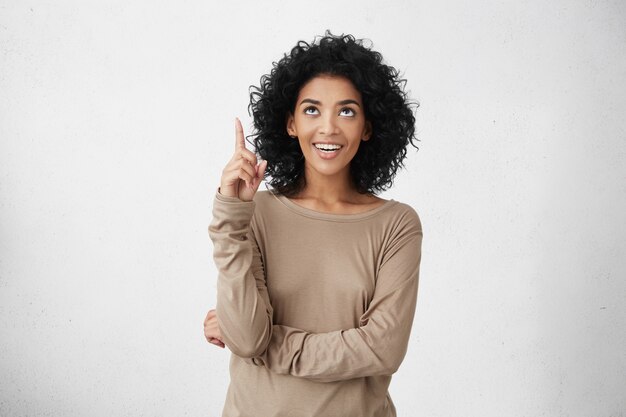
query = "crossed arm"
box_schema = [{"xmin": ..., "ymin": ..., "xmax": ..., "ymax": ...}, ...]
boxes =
[
  {"xmin": 208, "ymin": 188, "xmax": 423, "ymax": 383},
  {"xmin": 208, "ymin": 188, "xmax": 274, "ymax": 358}
]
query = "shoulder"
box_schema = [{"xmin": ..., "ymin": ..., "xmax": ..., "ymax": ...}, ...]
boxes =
[
  {"xmin": 383, "ymin": 199, "xmax": 423, "ymax": 235},
  {"xmin": 249, "ymin": 189, "xmax": 278, "ymax": 226},
  {"xmin": 377, "ymin": 200, "xmax": 423, "ymax": 265},
  {"xmin": 252, "ymin": 189, "xmax": 276, "ymax": 208}
]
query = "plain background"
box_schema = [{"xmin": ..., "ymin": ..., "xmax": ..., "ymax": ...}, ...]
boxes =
[{"xmin": 1, "ymin": 1, "xmax": 625, "ymax": 416}]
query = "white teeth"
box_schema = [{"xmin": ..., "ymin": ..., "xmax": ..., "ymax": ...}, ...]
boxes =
[{"xmin": 314, "ymin": 144, "xmax": 342, "ymax": 151}]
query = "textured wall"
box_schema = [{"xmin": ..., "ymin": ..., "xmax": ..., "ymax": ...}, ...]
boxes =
[{"xmin": 1, "ymin": 1, "xmax": 625, "ymax": 416}]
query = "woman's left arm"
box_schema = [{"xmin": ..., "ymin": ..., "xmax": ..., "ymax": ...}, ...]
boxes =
[{"xmin": 249, "ymin": 211, "xmax": 423, "ymax": 383}]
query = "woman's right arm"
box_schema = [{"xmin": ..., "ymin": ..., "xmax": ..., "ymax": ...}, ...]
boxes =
[
  {"xmin": 208, "ymin": 187, "xmax": 273, "ymax": 358},
  {"xmin": 206, "ymin": 118, "xmax": 270, "ymax": 358}
]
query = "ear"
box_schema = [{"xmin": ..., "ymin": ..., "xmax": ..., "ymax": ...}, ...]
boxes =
[
  {"xmin": 286, "ymin": 113, "xmax": 297, "ymax": 138},
  {"xmin": 362, "ymin": 120, "xmax": 373, "ymax": 141}
]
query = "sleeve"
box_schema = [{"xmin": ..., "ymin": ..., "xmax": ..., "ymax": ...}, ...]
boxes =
[
  {"xmin": 208, "ymin": 186, "xmax": 273, "ymax": 358},
  {"xmin": 249, "ymin": 209, "xmax": 423, "ymax": 382}
]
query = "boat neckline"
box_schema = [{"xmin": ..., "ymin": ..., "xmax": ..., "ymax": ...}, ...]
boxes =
[{"xmin": 266, "ymin": 187, "xmax": 397, "ymax": 221}]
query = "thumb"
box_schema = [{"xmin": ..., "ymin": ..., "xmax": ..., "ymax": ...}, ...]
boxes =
[{"xmin": 252, "ymin": 160, "xmax": 268, "ymax": 190}]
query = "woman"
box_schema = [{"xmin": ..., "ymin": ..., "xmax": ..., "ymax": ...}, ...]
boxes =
[{"xmin": 204, "ymin": 32, "xmax": 423, "ymax": 417}]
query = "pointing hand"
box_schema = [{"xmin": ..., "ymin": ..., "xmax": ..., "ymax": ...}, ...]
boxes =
[{"xmin": 219, "ymin": 118, "xmax": 268, "ymax": 202}]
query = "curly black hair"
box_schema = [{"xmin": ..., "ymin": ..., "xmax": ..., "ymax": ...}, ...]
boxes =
[{"xmin": 248, "ymin": 30, "xmax": 419, "ymax": 197}]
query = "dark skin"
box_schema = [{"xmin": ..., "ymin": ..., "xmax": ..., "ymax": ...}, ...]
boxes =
[
  {"xmin": 204, "ymin": 117, "xmax": 267, "ymax": 349},
  {"xmin": 204, "ymin": 75, "xmax": 387, "ymax": 349}
]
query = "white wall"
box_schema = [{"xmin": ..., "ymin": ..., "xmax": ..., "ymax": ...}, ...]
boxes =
[{"xmin": 1, "ymin": 1, "xmax": 624, "ymax": 416}]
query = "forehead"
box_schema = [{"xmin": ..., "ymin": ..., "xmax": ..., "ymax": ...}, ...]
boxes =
[{"xmin": 297, "ymin": 75, "xmax": 363, "ymax": 102}]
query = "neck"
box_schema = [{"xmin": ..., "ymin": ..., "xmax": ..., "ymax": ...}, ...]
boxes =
[{"xmin": 298, "ymin": 164, "xmax": 358, "ymax": 203}]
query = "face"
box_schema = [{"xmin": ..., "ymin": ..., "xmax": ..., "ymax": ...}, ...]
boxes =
[{"xmin": 286, "ymin": 74, "xmax": 372, "ymax": 181}]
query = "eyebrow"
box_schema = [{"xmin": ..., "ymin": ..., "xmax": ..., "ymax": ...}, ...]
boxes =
[{"xmin": 299, "ymin": 98, "xmax": 361, "ymax": 107}]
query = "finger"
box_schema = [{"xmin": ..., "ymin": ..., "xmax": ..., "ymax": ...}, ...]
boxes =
[
  {"xmin": 208, "ymin": 330, "xmax": 222, "ymax": 342},
  {"xmin": 238, "ymin": 158, "xmax": 256, "ymax": 177},
  {"xmin": 256, "ymin": 160, "xmax": 268, "ymax": 183},
  {"xmin": 210, "ymin": 339, "xmax": 225, "ymax": 348},
  {"xmin": 204, "ymin": 309, "xmax": 215, "ymax": 324},
  {"xmin": 207, "ymin": 322, "xmax": 220, "ymax": 336},
  {"xmin": 239, "ymin": 169, "xmax": 255, "ymax": 188},
  {"xmin": 251, "ymin": 160, "xmax": 268, "ymax": 190},
  {"xmin": 205, "ymin": 330, "xmax": 220, "ymax": 342},
  {"xmin": 228, "ymin": 159, "xmax": 256, "ymax": 185},
  {"xmin": 235, "ymin": 117, "xmax": 246, "ymax": 151},
  {"xmin": 236, "ymin": 147, "xmax": 258, "ymax": 168},
  {"xmin": 205, "ymin": 316, "xmax": 219, "ymax": 331},
  {"xmin": 205, "ymin": 318, "xmax": 216, "ymax": 330}
]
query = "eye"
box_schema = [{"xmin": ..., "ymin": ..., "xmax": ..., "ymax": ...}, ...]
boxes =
[
  {"xmin": 339, "ymin": 107, "xmax": 356, "ymax": 117},
  {"xmin": 303, "ymin": 106, "xmax": 319, "ymax": 115}
]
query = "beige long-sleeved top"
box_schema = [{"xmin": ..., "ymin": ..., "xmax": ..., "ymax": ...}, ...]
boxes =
[{"xmin": 208, "ymin": 185, "xmax": 423, "ymax": 417}]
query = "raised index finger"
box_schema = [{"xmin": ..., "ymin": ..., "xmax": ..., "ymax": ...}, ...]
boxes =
[{"xmin": 235, "ymin": 117, "xmax": 246, "ymax": 150}]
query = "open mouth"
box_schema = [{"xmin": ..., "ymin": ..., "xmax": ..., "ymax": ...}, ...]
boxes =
[{"xmin": 312, "ymin": 143, "xmax": 343, "ymax": 159}]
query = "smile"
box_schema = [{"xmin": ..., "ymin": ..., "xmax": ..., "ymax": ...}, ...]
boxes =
[{"xmin": 312, "ymin": 143, "xmax": 343, "ymax": 159}]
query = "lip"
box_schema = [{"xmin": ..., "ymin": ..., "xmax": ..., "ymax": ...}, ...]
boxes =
[{"xmin": 312, "ymin": 143, "xmax": 343, "ymax": 160}]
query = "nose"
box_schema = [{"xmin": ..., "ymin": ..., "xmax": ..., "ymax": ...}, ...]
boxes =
[{"xmin": 319, "ymin": 113, "xmax": 340, "ymax": 136}]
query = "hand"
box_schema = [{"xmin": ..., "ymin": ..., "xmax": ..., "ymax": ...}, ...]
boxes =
[
  {"xmin": 219, "ymin": 118, "xmax": 268, "ymax": 202},
  {"xmin": 204, "ymin": 308, "xmax": 225, "ymax": 349}
]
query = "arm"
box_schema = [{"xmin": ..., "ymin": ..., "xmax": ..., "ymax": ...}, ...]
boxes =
[
  {"xmin": 251, "ymin": 210, "xmax": 423, "ymax": 382},
  {"xmin": 208, "ymin": 187, "xmax": 273, "ymax": 358}
]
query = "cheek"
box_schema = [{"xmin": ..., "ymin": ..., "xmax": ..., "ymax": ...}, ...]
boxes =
[
  {"xmin": 347, "ymin": 126, "xmax": 366, "ymax": 142},
  {"xmin": 298, "ymin": 137, "xmax": 313, "ymax": 153},
  {"xmin": 295, "ymin": 120, "xmax": 316, "ymax": 137}
]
